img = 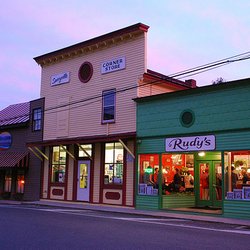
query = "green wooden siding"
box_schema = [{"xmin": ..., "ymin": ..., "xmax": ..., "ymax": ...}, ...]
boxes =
[
  {"xmin": 136, "ymin": 195, "xmax": 159, "ymax": 210},
  {"xmin": 162, "ymin": 194, "xmax": 195, "ymax": 209},
  {"xmin": 224, "ymin": 200, "xmax": 250, "ymax": 219},
  {"xmin": 137, "ymin": 81, "xmax": 250, "ymax": 138}
]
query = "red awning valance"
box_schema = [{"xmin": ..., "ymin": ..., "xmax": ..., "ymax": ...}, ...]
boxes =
[{"xmin": 0, "ymin": 152, "xmax": 29, "ymax": 168}]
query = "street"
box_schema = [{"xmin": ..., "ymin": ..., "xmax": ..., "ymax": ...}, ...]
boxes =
[{"xmin": 0, "ymin": 204, "xmax": 250, "ymax": 250}]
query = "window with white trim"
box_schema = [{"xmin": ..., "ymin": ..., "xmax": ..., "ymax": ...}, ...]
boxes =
[
  {"xmin": 102, "ymin": 89, "xmax": 115, "ymax": 123},
  {"xmin": 33, "ymin": 108, "xmax": 42, "ymax": 131}
]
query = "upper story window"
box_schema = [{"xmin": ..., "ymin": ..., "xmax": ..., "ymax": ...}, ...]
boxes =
[
  {"xmin": 33, "ymin": 108, "xmax": 42, "ymax": 131},
  {"xmin": 102, "ymin": 89, "xmax": 116, "ymax": 123}
]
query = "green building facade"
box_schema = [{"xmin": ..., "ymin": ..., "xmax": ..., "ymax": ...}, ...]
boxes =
[{"xmin": 135, "ymin": 78, "xmax": 250, "ymax": 220}]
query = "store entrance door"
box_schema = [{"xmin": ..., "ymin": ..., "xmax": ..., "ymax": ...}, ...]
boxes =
[
  {"xmin": 196, "ymin": 161, "xmax": 222, "ymax": 208},
  {"xmin": 77, "ymin": 160, "xmax": 90, "ymax": 202}
]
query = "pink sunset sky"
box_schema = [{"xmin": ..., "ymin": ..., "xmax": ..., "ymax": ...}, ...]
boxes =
[{"xmin": 1, "ymin": 0, "xmax": 250, "ymax": 110}]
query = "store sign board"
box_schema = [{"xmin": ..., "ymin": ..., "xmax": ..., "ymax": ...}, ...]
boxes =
[
  {"xmin": 0, "ymin": 132, "xmax": 12, "ymax": 150},
  {"xmin": 51, "ymin": 72, "xmax": 70, "ymax": 86},
  {"xmin": 165, "ymin": 135, "xmax": 215, "ymax": 152},
  {"xmin": 101, "ymin": 56, "xmax": 126, "ymax": 74}
]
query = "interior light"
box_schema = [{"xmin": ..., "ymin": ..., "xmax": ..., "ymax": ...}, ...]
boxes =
[{"xmin": 198, "ymin": 152, "xmax": 205, "ymax": 157}]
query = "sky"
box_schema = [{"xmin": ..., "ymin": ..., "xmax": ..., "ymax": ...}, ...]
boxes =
[{"xmin": 1, "ymin": 0, "xmax": 250, "ymax": 110}]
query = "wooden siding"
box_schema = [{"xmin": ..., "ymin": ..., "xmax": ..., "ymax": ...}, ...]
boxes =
[
  {"xmin": 162, "ymin": 195, "xmax": 195, "ymax": 209},
  {"xmin": 224, "ymin": 200, "xmax": 250, "ymax": 219},
  {"xmin": 125, "ymin": 140, "xmax": 135, "ymax": 206},
  {"xmin": 137, "ymin": 83, "xmax": 250, "ymax": 138},
  {"xmin": 137, "ymin": 138, "xmax": 165, "ymax": 154},
  {"xmin": 41, "ymin": 35, "xmax": 146, "ymax": 141},
  {"xmin": 136, "ymin": 195, "xmax": 159, "ymax": 210},
  {"xmin": 93, "ymin": 143, "xmax": 101, "ymax": 203},
  {"xmin": 42, "ymin": 147, "xmax": 49, "ymax": 199},
  {"xmin": 138, "ymin": 82, "xmax": 178, "ymax": 98},
  {"xmin": 66, "ymin": 145, "xmax": 74, "ymax": 200}
]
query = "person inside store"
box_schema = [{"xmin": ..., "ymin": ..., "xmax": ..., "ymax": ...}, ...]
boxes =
[
  {"xmin": 241, "ymin": 168, "xmax": 249, "ymax": 185},
  {"xmin": 215, "ymin": 172, "xmax": 222, "ymax": 200},
  {"xmin": 173, "ymin": 168, "xmax": 182, "ymax": 192},
  {"xmin": 231, "ymin": 166, "xmax": 238, "ymax": 189},
  {"xmin": 153, "ymin": 167, "xmax": 159, "ymax": 188},
  {"xmin": 184, "ymin": 171, "xmax": 194, "ymax": 192},
  {"xmin": 143, "ymin": 166, "xmax": 154, "ymax": 186},
  {"xmin": 200, "ymin": 168, "xmax": 209, "ymax": 200}
]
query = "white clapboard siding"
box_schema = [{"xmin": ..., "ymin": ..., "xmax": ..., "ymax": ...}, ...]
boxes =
[
  {"xmin": 125, "ymin": 140, "xmax": 135, "ymax": 206},
  {"xmin": 41, "ymin": 34, "xmax": 146, "ymax": 141},
  {"xmin": 66, "ymin": 145, "xmax": 75, "ymax": 200},
  {"xmin": 93, "ymin": 143, "xmax": 101, "ymax": 203},
  {"xmin": 42, "ymin": 147, "xmax": 49, "ymax": 199}
]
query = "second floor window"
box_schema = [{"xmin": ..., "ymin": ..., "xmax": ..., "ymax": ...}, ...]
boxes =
[
  {"xmin": 102, "ymin": 89, "xmax": 115, "ymax": 123},
  {"xmin": 33, "ymin": 108, "xmax": 42, "ymax": 131}
]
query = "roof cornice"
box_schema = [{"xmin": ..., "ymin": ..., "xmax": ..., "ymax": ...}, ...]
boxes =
[{"xmin": 34, "ymin": 23, "xmax": 149, "ymax": 67}]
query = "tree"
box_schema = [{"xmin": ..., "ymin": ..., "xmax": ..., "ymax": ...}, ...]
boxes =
[{"xmin": 212, "ymin": 77, "xmax": 226, "ymax": 85}]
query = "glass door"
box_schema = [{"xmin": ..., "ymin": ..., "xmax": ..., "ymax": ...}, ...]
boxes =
[
  {"xmin": 196, "ymin": 161, "xmax": 222, "ymax": 207},
  {"xmin": 77, "ymin": 160, "xmax": 90, "ymax": 201}
]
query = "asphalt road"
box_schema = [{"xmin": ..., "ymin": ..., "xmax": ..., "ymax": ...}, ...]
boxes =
[{"xmin": 0, "ymin": 204, "xmax": 250, "ymax": 250}]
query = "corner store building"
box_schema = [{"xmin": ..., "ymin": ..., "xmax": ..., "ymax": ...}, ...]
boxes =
[{"xmin": 32, "ymin": 23, "xmax": 194, "ymax": 206}]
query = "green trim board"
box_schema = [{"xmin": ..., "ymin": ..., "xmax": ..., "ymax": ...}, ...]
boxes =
[
  {"xmin": 162, "ymin": 194, "xmax": 195, "ymax": 209},
  {"xmin": 224, "ymin": 200, "xmax": 250, "ymax": 219}
]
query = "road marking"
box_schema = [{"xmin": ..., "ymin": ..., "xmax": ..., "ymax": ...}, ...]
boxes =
[{"xmin": 2, "ymin": 205, "xmax": 250, "ymax": 235}]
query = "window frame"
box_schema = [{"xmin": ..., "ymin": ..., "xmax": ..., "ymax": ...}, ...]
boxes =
[
  {"xmin": 32, "ymin": 107, "xmax": 42, "ymax": 131},
  {"xmin": 103, "ymin": 142, "xmax": 124, "ymax": 186},
  {"xmin": 102, "ymin": 89, "xmax": 116, "ymax": 124},
  {"xmin": 50, "ymin": 146, "xmax": 67, "ymax": 184}
]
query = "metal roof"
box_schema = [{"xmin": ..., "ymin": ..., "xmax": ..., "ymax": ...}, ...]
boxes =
[
  {"xmin": 0, "ymin": 151, "xmax": 29, "ymax": 168},
  {"xmin": 0, "ymin": 102, "xmax": 30, "ymax": 127}
]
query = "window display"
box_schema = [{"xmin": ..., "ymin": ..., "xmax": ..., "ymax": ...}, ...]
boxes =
[
  {"xmin": 225, "ymin": 151, "xmax": 250, "ymax": 200},
  {"xmin": 161, "ymin": 154, "xmax": 194, "ymax": 195},
  {"xmin": 104, "ymin": 142, "xmax": 123, "ymax": 184},
  {"xmin": 51, "ymin": 146, "xmax": 66, "ymax": 183},
  {"xmin": 138, "ymin": 153, "xmax": 195, "ymax": 196}
]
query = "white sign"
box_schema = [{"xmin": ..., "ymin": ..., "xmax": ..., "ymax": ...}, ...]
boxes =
[
  {"xmin": 101, "ymin": 57, "xmax": 126, "ymax": 74},
  {"xmin": 51, "ymin": 72, "xmax": 70, "ymax": 86},
  {"xmin": 165, "ymin": 135, "xmax": 216, "ymax": 152}
]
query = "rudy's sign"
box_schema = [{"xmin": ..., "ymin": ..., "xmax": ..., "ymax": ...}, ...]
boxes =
[{"xmin": 165, "ymin": 135, "xmax": 215, "ymax": 152}]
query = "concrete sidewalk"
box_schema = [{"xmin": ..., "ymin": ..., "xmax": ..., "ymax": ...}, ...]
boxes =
[{"xmin": 1, "ymin": 199, "xmax": 250, "ymax": 227}]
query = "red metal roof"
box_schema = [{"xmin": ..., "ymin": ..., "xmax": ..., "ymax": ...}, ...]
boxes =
[
  {"xmin": 0, "ymin": 151, "xmax": 29, "ymax": 168},
  {"xmin": 0, "ymin": 102, "xmax": 30, "ymax": 126}
]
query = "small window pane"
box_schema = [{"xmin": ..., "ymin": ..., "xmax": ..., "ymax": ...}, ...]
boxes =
[{"xmin": 79, "ymin": 144, "xmax": 92, "ymax": 157}]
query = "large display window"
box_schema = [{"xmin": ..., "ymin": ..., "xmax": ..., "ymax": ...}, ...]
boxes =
[
  {"xmin": 138, "ymin": 154, "xmax": 159, "ymax": 195},
  {"xmin": 224, "ymin": 151, "xmax": 250, "ymax": 200},
  {"xmin": 161, "ymin": 154, "xmax": 194, "ymax": 195},
  {"xmin": 138, "ymin": 153, "xmax": 195, "ymax": 196},
  {"xmin": 104, "ymin": 142, "xmax": 123, "ymax": 185},
  {"xmin": 51, "ymin": 146, "xmax": 67, "ymax": 183}
]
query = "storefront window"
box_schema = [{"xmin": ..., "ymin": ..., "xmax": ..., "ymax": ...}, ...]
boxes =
[
  {"xmin": 104, "ymin": 142, "xmax": 123, "ymax": 185},
  {"xmin": 224, "ymin": 151, "xmax": 250, "ymax": 200},
  {"xmin": 4, "ymin": 175, "xmax": 11, "ymax": 192},
  {"xmin": 51, "ymin": 146, "xmax": 67, "ymax": 183},
  {"xmin": 16, "ymin": 175, "xmax": 25, "ymax": 193},
  {"xmin": 78, "ymin": 144, "xmax": 92, "ymax": 158},
  {"xmin": 161, "ymin": 154, "xmax": 194, "ymax": 195},
  {"xmin": 138, "ymin": 154, "xmax": 159, "ymax": 195}
]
